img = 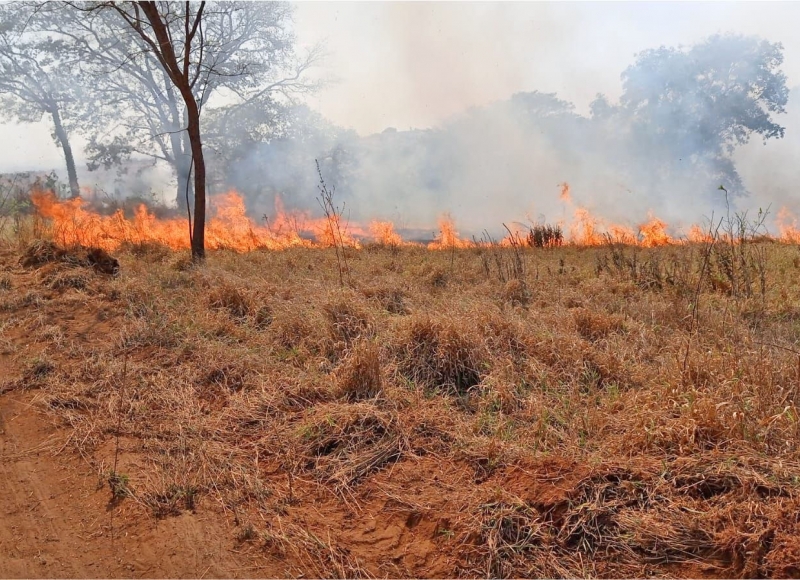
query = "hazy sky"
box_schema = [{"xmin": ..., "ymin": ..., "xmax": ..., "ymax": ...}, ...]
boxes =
[
  {"xmin": 293, "ymin": 1, "xmax": 800, "ymax": 133},
  {"xmin": 3, "ymin": 1, "xmax": 800, "ymax": 173}
]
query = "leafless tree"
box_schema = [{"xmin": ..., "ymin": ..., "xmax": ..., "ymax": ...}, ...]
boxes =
[
  {"xmin": 0, "ymin": 2, "xmax": 83, "ymax": 197},
  {"xmin": 57, "ymin": 1, "xmax": 322, "ymax": 211}
]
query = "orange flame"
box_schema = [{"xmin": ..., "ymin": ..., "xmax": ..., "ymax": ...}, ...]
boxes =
[
  {"xmin": 559, "ymin": 182, "xmax": 571, "ymax": 202},
  {"xmin": 556, "ymin": 182, "xmax": 685, "ymax": 247},
  {"xmin": 687, "ymin": 224, "xmax": 714, "ymax": 244},
  {"xmin": 570, "ymin": 207, "xmax": 604, "ymax": 246},
  {"xmin": 368, "ymin": 220, "xmax": 404, "ymax": 246},
  {"xmin": 428, "ymin": 214, "xmax": 474, "ymax": 249},
  {"xmin": 776, "ymin": 207, "xmax": 800, "ymax": 243},
  {"xmin": 31, "ymin": 189, "xmax": 366, "ymax": 251},
  {"xmin": 637, "ymin": 213, "xmax": 673, "ymax": 247},
  {"xmin": 29, "ymin": 186, "xmax": 800, "ymax": 253}
]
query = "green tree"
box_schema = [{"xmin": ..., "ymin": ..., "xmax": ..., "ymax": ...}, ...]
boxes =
[{"xmin": 616, "ymin": 33, "xmax": 789, "ymax": 195}]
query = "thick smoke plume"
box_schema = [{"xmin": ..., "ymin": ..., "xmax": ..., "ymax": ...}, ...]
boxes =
[{"xmin": 222, "ymin": 33, "xmax": 794, "ymax": 239}]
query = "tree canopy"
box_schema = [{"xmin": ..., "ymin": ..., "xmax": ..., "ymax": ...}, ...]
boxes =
[{"xmin": 0, "ymin": 2, "xmax": 86, "ymax": 196}]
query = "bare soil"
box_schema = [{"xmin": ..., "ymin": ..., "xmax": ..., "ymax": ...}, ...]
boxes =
[{"xmin": 0, "ymin": 394, "xmax": 272, "ymax": 578}]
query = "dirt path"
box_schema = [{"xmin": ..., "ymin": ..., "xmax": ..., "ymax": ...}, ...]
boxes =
[{"xmin": 0, "ymin": 394, "xmax": 273, "ymax": 579}]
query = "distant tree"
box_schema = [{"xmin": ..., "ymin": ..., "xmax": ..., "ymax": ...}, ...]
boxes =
[
  {"xmin": 221, "ymin": 104, "xmax": 357, "ymax": 215},
  {"xmin": 0, "ymin": 3, "xmax": 83, "ymax": 197},
  {"xmin": 56, "ymin": 1, "xmax": 322, "ymax": 211},
  {"xmin": 612, "ymin": 34, "xmax": 789, "ymax": 196}
]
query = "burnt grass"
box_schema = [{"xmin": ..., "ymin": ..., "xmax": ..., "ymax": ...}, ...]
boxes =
[{"xmin": 2, "ymin": 240, "xmax": 800, "ymax": 578}]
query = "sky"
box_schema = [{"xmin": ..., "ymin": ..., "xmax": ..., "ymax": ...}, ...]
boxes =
[
  {"xmin": 292, "ymin": 1, "xmax": 800, "ymax": 133},
  {"xmin": 3, "ymin": 1, "xmax": 800, "ymax": 174}
]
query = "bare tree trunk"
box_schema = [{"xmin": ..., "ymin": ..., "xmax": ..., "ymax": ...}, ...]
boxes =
[
  {"xmin": 183, "ymin": 96, "xmax": 205, "ymax": 261},
  {"xmin": 50, "ymin": 106, "xmax": 80, "ymax": 198},
  {"xmin": 116, "ymin": 0, "xmax": 207, "ymax": 259}
]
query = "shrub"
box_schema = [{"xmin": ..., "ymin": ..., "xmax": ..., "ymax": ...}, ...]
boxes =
[{"xmin": 526, "ymin": 223, "xmax": 563, "ymax": 248}]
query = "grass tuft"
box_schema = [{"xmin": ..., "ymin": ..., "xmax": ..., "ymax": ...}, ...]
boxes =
[
  {"xmin": 335, "ymin": 340, "xmax": 383, "ymax": 401},
  {"xmin": 395, "ymin": 314, "xmax": 484, "ymax": 397}
]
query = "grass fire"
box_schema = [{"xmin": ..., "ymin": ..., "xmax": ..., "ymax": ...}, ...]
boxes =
[
  {"xmin": 28, "ymin": 185, "xmax": 800, "ymax": 252},
  {"xmin": 4, "ymin": 189, "xmax": 800, "ymax": 577}
]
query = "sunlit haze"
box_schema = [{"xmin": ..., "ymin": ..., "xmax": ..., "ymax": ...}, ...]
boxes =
[{"xmin": 4, "ymin": 2, "xmax": 800, "ymax": 170}]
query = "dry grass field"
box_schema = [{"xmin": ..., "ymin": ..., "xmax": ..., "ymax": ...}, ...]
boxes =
[{"xmin": 2, "ymin": 233, "xmax": 800, "ymax": 577}]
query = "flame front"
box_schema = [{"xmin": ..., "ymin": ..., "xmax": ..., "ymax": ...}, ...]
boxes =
[
  {"xmin": 637, "ymin": 214, "xmax": 673, "ymax": 247},
  {"xmin": 28, "ymin": 186, "xmax": 800, "ymax": 252},
  {"xmin": 32, "ymin": 190, "xmax": 369, "ymax": 251},
  {"xmin": 776, "ymin": 207, "xmax": 800, "ymax": 243},
  {"xmin": 368, "ymin": 221, "xmax": 404, "ymax": 246}
]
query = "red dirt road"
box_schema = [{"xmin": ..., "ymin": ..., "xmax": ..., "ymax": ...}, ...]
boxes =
[{"xmin": 0, "ymin": 394, "xmax": 270, "ymax": 578}]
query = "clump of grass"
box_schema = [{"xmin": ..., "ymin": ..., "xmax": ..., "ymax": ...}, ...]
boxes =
[
  {"xmin": 207, "ymin": 282, "xmax": 254, "ymax": 320},
  {"xmin": 335, "ymin": 340, "xmax": 382, "ymax": 401},
  {"xmin": 253, "ymin": 303, "xmax": 273, "ymax": 328},
  {"xmin": 142, "ymin": 484, "xmax": 199, "ymax": 517},
  {"xmin": 118, "ymin": 315, "xmax": 181, "ymax": 349},
  {"xmin": 2, "ymin": 355, "xmax": 57, "ymax": 394},
  {"xmin": 425, "ymin": 266, "xmax": 449, "ymax": 289},
  {"xmin": 19, "ymin": 240, "xmax": 119, "ymax": 275},
  {"xmin": 270, "ymin": 309, "xmax": 316, "ymax": 351},
  {"xmin": 292, "ymin": 402, "xmax": 405, "ymax": 490},
  {"xmin": 573, "ymin": 308, "xmax": 625, "ymax": 341},
  {"xmin": 171, "ymin": 254, "xmax": 195, "ymax": 272},
  {"xmin": 395, "ymin": 314, "xmax": 485, "ymax": 396},
  {"xmin": 203, "ymin": 363, "xmax": 250, "ymax": 394},
  {"xmin": 323, "ymin": 298, "xmax": 372, "ymax": 345},
  {"xmin": 0, "ymin": 288, "xmax": 43, "ymax": 312},
  {"xmin": 361, "ymin": 285, "xmax": 409, "ymax": 315},
  {"xmin": 501, "ymin": 279, "xmax": 529, "ymax": 306},
  {"xmin": 19, "ymin": 239, "xmax": 62, "ymax": 267},
  {"xmin": 44, "ymin": 268, "xmax": 90, "ymax": 291},
  {"xmin": 236, "ymin": 523, "xmax": 257, "ymax": 543},
  {"xmin": 526, "ymin": 223, "xmax": 563, "ymax": 248},
  {"xmin": 258, "ymin": 521, "xmax": 371, "ymax": 578},
  {"xmin": 107, "ymin": 470, "xmax": 131, "ymax": 500},
  {"xmin": 118, "ymin": 241, "xmax": 172, "ymax": 263},
  {"xmin": 29, "ymin": 355, "xmax": 56, "ymax": 378},
  {"xmin": 473, "ymin": 500, "xmax": 543, "ymax": 578}
]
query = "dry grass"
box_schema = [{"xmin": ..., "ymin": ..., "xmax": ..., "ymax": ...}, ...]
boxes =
[
  {"xmin": 335, "ymin": 340, "xmax": 383, "ymax": 401},
  {"xmin": 2, "ymin": 239, "xmax": 800, "ymax": 577}
]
